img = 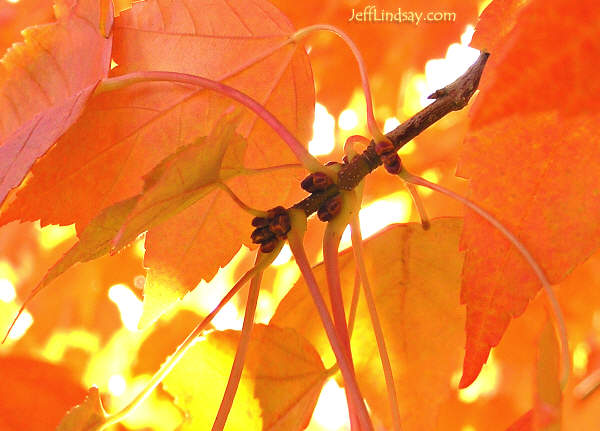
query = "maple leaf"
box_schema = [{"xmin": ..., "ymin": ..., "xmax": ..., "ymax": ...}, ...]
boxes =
[
  {"xmin": 457, "ymin": 0, "xmax": 600, "ymax": 388},
  {"xmin": 5, "ymin": 113, "xmax": 250, "ymax": 332},
  {"xmin": 0, "ymin": 0, "xmax": 313, "ymax": 228},
  {"xmin": 0, "ymin": 356, "xmax": 87, "ymax": 430},
  {"xmin": 0, "ymin": 0, "xmax": 314, "ymax": 314},
  {"xmin": 0, "ymin": 0, "xmax": 113, "ymax": 206},
  {"xmin": 272, "ymin": 218, "xmax": 466, "ymax": 430},
  {"xmin": 162, "ymin": 324, "xmax": 327, "ymax": 431}
]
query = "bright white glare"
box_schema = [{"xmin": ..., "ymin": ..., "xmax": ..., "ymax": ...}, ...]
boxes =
[
  {"xmin": 312, "ymin": 379, "xmax": 350, "ymax": 430},
  {"xmin": 339, "ymin": 191, "xmax": 412, "ymax": 250},
  {"xmin": 8, "ymin": 310, "xmax": 33, "ymax": 340},
  {"xmin": 308, "ymin": 103, "xmax": 335, "ymax": 156},
  {"xmin": 383, "ymin": 117, "xmax": 401, "ymax": 134},
  {"xmin": 338, "ymin": 109, "xmax": 359, "ymax": 131},
  {"xmin": 212, "ymin": 302, "xmax": 243, "ymax": 331},
  {"xmin": 0, "ymin": 279, "xmax": 16, "ymax": 303},
  {"xmin": 418, "ymin": 25, "xmax": 480, "ymax": 108},
  {"xmin": 272, "ymin": 244, "xmax": 293, "ymax": 266},
  {"xmin": 255, "ymin": 291, "xmax": 274, "ymax": 324},
  {"xmin": 108, "ymin": 374, "xmax": 127, "ymax": 397},
  {"xmin": 108, "ymin": 284, "xmax": 143, "ymax": 331}
]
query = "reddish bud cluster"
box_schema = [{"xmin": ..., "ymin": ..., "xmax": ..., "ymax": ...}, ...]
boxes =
[
  {"xmin": 301, "ymin": 172, "xmax": 333, "ymax": 193},
  {"xmin": 317, "ymin": 194, "xmax": 342, "ymax": 222},
  {"xmin": 375, "ymin": 139, "xmax": 402, "ymax": 174},
  {"xmin": 250, "ymin": 206, "xmax": 291, "ymax": 253}
]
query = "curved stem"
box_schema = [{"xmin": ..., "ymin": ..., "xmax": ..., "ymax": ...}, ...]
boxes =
[
  {"xmin": 400, "ymin": 170, "xmax": 570, "ymax": 389},
  {"xmin": 347, "ymin": 267, "xmax": 361, "ymax": 337},
  {"xmin": 323, "ymin": 225, "xmax": 361, "ymax": 431},
  {"xmin": 405, "ymin": 182, "xmax": 430, "ymax": 230},
  {"xmin": 350, "ymin": 216, "xmax": 403, "ymax": 431},
  {"xmin": 292, "ymin": 25, "xmax": 387, "ymax": 143},
  {"xmin": 323, "ymin": 228, "xmax": 354, "ymax": 359},
  {"xmin": 212, "ymin": 257, "xmax": 264, "ymax": 431},
  {"xmin": 241, "ymin": 163, "xmax": 303, "ymax": 176},
  {"xmin": 573, "ymin": 368, "xmax": 600, "ymax": 400},
  {"xmin": 97, "ymin": 71, "xmax": 322, "ymax": 172},
  {"xmin": 344, "ymin": 135, "xmax": 371, "ymax": 161},
  {"xmin": 217, "ymin": 182, "xmax": 267, "ymax": 217},
  {"xmin": 287, "ymin": 218, "xmax": 373, "ymax": 431}
]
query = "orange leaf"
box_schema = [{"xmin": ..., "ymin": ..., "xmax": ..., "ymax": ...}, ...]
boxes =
[
  {"xmin": 457, "ymin": 0, "xmax": 600, "ymax": 388},
  {"xmin": 0, "ymin": 0, "xmax": 113, "ymax": 205},
  {"xmin": 0, "ymin": 0, "xmax": 313, "ymax": 231},
  {"xmin": 10, "ymin": 113, "xmax": 247, "ymax": 328},
  {"xmin": 112, "ymin": 111, "xmax": 247, "ymax": 251},
  {"xmin": 162, "ymin": 324, "xmax": 327, "ymax": 431},
  {"xmin": 469, "ymin": 0, "xmax": 527, "ymax": 53},
  {"xmin": 272, "ymin": 218, "xmax": 466, "ymax": 430},
  {"xmin": 0, "ymin": 356, "xmax": 87, "ymax": 430}
]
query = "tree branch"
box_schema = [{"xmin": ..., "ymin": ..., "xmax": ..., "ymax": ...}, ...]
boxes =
[{"xmin": 292, "ymin": 51, "xmax": 489, "ymax": 216}]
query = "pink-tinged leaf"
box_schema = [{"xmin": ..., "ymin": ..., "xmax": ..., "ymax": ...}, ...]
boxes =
[
  {"xmin": 0, "ymin": 0, "xmax": 113, "ymax": 205},
  {"xmin": 0, "ymin": 0, "xmax": 313, "ymax": 231},
  {"xmin": 458, "ymin": 0, "xmax": 600, "ymax": 388},
  {"xmin": 0, "ymin": 87, "xmax": 95, "ymax": 208},
  {"xmin": 0, "ymin": 0, "xmax": 313, "ymax": 308}
]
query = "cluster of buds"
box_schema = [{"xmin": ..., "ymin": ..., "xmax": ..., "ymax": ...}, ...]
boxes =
[
  {"xmin": 317, "ymin": 194, "xmax": 342, "ymax": 222},
  {"xmin": 301, "ymin": 171, "xmax": 334, "ymax": 193},
  {"xmin": 375, "ymin": 139, "xmax": 402, "ymax": 174},
  {"xmin": 251, "ymin": 206, "xmax": 291, "ymax": 253},
  {"xmin": 301, "ymin": 171, "xmax": 342, "ymax": 222}
]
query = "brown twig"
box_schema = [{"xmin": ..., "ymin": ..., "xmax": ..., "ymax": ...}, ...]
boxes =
[{"xmin": 292, "ymin": 51, "xmax": 489, "ymax": 216}]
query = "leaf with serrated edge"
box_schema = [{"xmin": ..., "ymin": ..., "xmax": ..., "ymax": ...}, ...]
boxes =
[
  {"xmin": 272, "ymin": 218, "xmax": 466, "ymax": 430},
  {"xmin": 0, "ymin": 0, "xmax": 113, "ymax": 205},
  {"xmin": 0, "ymin": 0, "xmax": 313, "ymax": 231},
  {"xmin": 458, "ymin": 0, "xmax": 600, "ymax": 388},
  {"xmin": 14, "ymin": 114, "xmax": 247, "ymax": 327},
  {"xmin": 111, "ymin": 111, "xmax": 246, "ymax": 250}
]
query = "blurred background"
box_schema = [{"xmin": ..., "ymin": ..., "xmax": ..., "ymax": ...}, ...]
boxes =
[{"xmin": 2, "ymin": 0, "xmax": 600, "ymax": 429}]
